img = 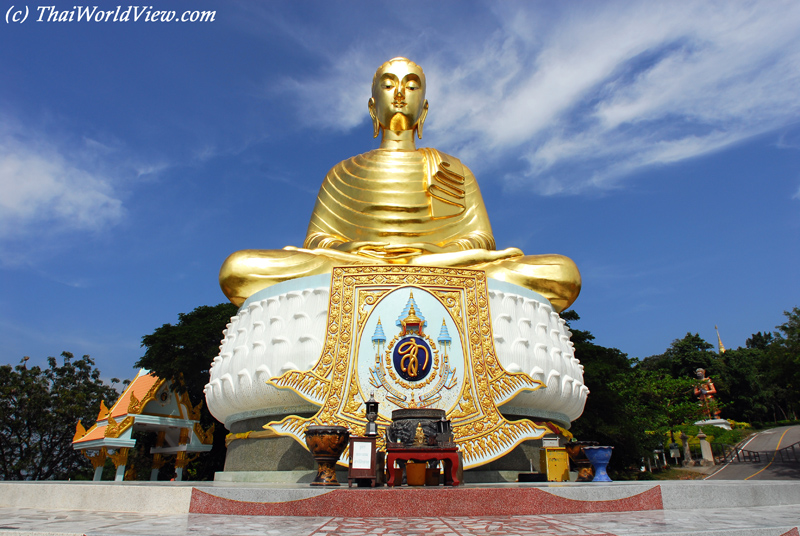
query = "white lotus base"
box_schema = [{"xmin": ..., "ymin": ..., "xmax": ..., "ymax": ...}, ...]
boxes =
[{"xmin": 205, "ymin": 274, "xmax": 587, "ymax": 431}]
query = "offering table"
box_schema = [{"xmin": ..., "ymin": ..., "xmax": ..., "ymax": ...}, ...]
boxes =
[{"xmin": 386, "ymin": 446, "xmax": 460, "ymax": 487}]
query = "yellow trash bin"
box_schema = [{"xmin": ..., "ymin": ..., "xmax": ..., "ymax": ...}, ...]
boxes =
[{"xmin": 539, "ymin": 447, "xmax": 569, "ymax": 482}]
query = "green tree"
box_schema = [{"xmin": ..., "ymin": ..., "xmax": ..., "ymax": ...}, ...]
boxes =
[
  {"xmin": 763, "ymin": 307, "xmax": 800, "ymax": 421},
  {"xmin": 713, "ymin": 346, "xmax": 770, "ymax": 422},
  {"xmin": 135, "ymin": 303, "xmax": 237, "ymax": 481},
  {"xmin": 622, "ymin": 368, "xmax": 700, "ymax": 439},
  {"xmin": 639, "ymin": 333, "xmax": 716, "ymax": 380},
  {"xmin": 563, "ymin": 312, "xmax": 645, "ymax": 470},
  {"xmin": 746, "ymin": 331, "xmax": 774, "ymax": 350},
  {"xmin": 714, "ymin": 308, "xmax": 800, "ymax": 424},
  {"xmin": 566, "ymin": 314, "xmax": 710, "ymax": 471},
  {"xmin": 0, "ymin": 352, "xmax": 118, "ymax": 480}
]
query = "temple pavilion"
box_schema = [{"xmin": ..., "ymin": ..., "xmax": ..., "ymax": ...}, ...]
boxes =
[{"xmin": 72, "ymin": 369, "xmax": 213, "ymax": 481}]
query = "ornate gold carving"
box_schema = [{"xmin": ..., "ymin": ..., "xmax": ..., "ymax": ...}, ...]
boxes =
[
  {"xmin": 128, "ymin": 392, "xmax": 140, "ymax": 413},
  {"xmin": 83, "ymin": 447, "xmax": 107, "ymax": 470},
  {"xmin": 73, "ymin": 420, "xmax": 86, "ymax": 442},
  {"xmin": 127, "ymin": 378, "xmax": 166, "ymax": 415},
  {"xmin": 151, "ymin": 453, "xmax": 167, "ymax": 470},
  {"xmin": 343, "ymin": 364, "xmax": 364, "ymax": 416},
  {"xmin": 108, "ymin": 447, "xmax": 130, "ymax": 468},
  {"xmin": 489, "ymin": 371, "xmax": 543, "ymax": 405},
  {"xmin": 357, "ymin": 289, "xmax": 391, "ymax": 332},
  {"xmin": 429, "ymin": 289, "xmax": 464, "ymax": 336},
  {"xmin": 175, "ymin": 451, "xmax": 199, "ymax": 469},
  {"xmin": 97, "ymin": 400, "xmax": 109, "ymax": 421},
  {"xmin": 104, "ymin": 416, "xmax": 134, "ymax": 438},
  {"xmin": 229, "ymin": 429, "xmax": 280, "ymax": 447},
  {"xmin": 450, "ymin": 380, "xmax": 477, "ymax": 419},
  {"xmin": 193, "ymin": 423, "xmax": 215, "ymax": 445},
  {"xmin": 181, "ymin": 392, "xmax": 203, "ymax": 420},
  {"xmin": 179, "ymin": 427, "xmax": 190, "ymax": 445},
  {"xmin": 266, "ymin": 265, "xmax": 548, "ymax": 469}
]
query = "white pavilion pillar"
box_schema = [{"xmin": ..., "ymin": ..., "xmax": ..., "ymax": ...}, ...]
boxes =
[{"xmin": 109, "ymin": 448, "xmax": 130, "ymax": 482}]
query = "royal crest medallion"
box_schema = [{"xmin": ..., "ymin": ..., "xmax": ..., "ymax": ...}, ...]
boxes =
[{"xmin": 366, "ymin": 289, "xmax": 460, "ymax": 408}]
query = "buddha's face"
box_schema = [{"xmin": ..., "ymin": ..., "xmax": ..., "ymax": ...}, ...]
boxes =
[{"xmin": 371, "ymin": 59, "xmax": 427, "ymax": 131}]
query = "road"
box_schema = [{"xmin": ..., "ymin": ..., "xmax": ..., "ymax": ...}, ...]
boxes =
[{"xmin": 707, "ymin": 425, "xmax": 800, "ymax": 480}]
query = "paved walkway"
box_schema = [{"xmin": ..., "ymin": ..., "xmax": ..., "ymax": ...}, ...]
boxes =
[
  {"xmin": 708, "ymin": 425, "xmax": 800, "ymax": 481},
  {"xmin": 0, "ymin": 504, "xmax": 798, "ymax": 536}
]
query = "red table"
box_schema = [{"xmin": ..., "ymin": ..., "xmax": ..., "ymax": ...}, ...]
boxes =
[{"xmin": 386, "ymin": 447, "xmax": 460, "ymax": 487}]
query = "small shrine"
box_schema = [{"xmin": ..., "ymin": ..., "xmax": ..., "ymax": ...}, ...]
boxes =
[{"xmin": 72, "ymin": 369, "xmax": 213, "ymax": 481}]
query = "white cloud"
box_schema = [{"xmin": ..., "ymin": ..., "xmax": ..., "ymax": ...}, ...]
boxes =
[
  {"xmin": 0, "ymin": 124, "xmax": 125, "ymax": 251},
  {"xmin": 453, "ymin": 1, "xmax": 800, "ymax": 193},
  {"xmin": 278, "ymin": 48, "xmax": 378, "ymax": 131},
  {"xmin": 273, "ymin": 0, "xmax": 800, "ymax": 195}
]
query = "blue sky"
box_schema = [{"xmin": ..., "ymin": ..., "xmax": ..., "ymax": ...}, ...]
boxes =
[{"xmin": 1, "ymin": 0, "xmax": 799, "ymax": 383}]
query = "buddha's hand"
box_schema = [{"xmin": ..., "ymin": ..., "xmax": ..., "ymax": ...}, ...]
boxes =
[
  {"xmin": 379, "ymin": 242, "xmax": 461, "ymax": 259},
  {"xmin": 331, "ymin": 241, "xmax": 392, "ymax": 259},
  {"xmin": 408, "ymin": 247, "xmax": 524, "ymax": 267}
]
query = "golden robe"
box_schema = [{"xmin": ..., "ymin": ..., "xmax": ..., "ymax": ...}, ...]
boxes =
[{"xmin": 220, "ymin": 147, "xmax": 581, "ymax": 312}]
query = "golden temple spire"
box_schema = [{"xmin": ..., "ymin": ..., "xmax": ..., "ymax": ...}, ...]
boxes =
[{"xmin": 715, "ymin": 325, "xmax": 726, "ymax": 354}]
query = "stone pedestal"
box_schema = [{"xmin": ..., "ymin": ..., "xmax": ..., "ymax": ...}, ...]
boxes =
[
  {"xmin": 680, "ymin": 432, "xmax": 693, "ymax": 467},
  {"xmin": 697, "ymin": 430, "xmax": 715, "ymax": 466}
]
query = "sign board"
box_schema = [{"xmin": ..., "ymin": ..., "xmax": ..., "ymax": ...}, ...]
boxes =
[
  {"xmin": 542, "ymin": 435, "xmax": 560, "ymax": 448},
  {"xmin": 348, "ymin": 436, "xmax": 378, "ymax": 487},
  {"xmin": 351, "ymin": 440, "xmax": 373, "ymax": 470}
]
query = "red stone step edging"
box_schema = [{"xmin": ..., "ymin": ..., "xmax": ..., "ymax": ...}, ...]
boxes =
[{"xmin": 189, "ymin": 485, "xmax": 663, "ymax": 517}]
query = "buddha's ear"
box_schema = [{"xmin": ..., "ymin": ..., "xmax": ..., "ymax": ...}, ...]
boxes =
[
  {"xmin": 416, "ymin": 100, "xmax": 429, "ymax": 139},
  {"xmin": 368, "ymin": 98, "xmax": 381, "ymax": 138}
]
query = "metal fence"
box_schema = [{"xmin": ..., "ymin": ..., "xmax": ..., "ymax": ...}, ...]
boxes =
[{"xmin": 712, "ymin": 441, "xmax": 800, "ymax": 465}]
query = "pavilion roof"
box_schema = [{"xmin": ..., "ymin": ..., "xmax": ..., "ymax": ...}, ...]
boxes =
[{"xmin": 72, "ymin": 369, "xmax": 169, "ymax": 446}]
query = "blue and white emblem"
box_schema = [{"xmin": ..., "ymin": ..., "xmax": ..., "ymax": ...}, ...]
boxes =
[{"xmin": 366, "ymin": 289, "xmax": 459, "ymax": 409}]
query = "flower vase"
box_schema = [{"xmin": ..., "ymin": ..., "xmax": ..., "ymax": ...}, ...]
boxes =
[
  {"xmin": 582, "ymin": 446, "xmax": 613, "ymax": 482},
  {"xmin": 305, "ymin": 425, "xmax": 349, "ymax": 486}
]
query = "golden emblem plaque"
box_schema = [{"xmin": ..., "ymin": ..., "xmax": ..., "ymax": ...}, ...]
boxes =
[{"xmin": 266, "ymin": 265, "xmax": 549, "ymax": 468}]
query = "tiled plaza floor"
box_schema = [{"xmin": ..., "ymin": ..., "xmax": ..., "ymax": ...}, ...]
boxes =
[{"xmin": 0, "ymin": 505, "xmax": 798, "ymax": 536}]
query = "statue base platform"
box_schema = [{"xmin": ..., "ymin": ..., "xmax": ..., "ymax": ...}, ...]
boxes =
[
  {"xmin": 207, "ymin": 270, "xmax": 588, "ymax": 474},
  {"xmin": 213, "ymin": 469, "xmax": 540, "ymax": 484},
  {"xmin": 3, "ymin": 480, "xmax": 800, "ymax": 519}
]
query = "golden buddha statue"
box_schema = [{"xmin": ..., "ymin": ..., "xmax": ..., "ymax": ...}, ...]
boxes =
[{"xmin": 220, "ymin": 57, "xmax": 580, "ymax": 312}]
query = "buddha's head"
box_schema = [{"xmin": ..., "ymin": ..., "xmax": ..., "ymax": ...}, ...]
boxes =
[{"xmin": 369, "ymin": 57, "xmax": 429, "ymax": 139}]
